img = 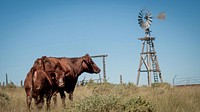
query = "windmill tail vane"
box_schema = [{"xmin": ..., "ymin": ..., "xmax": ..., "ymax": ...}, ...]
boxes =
[{"xmin": 157, "ymin": 12, "xmax": 166, "ymax": 20}]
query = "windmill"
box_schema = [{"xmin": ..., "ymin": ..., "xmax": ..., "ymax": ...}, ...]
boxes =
[{"xmin": 137, "ymin": 9, "xmax": 165, "ymax": 86}]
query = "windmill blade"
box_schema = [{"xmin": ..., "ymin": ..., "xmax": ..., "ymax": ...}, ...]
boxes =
[
  {"xmin": 148, "ymin": 17, "xmax": 152, "ymax": 21},
  {"xmin": 147, "ymin": 20, "xmax": 152, "ymax": 25},
  {"xmin": 146, "ymin": 12, "xmax": 151, "ymax": 17},
  {"xmin": 138, "ymin": 15, "xmax": 142, "ymax": 19},
  {"xmin": 139, "ymin": 11, "xmax": 143, "ymax": 17},
  {"xmin": 148, "ymin": 19, "xmax": 152, "ymax": 25},
  {"xmin": 138, "ymin": 20, "xmax": 142, "ymax": 24},
  {"xmin": 148, "ymin": 16, "xmax": 153, "ymax": 20}
]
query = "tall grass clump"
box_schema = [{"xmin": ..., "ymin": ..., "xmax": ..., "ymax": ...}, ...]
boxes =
[
  {"xmin": 122, "ymin": 96, "xmax": 156, "ymax": 112},
  {"xmin": 76, "ymin": 94, "xmax": 155, "ymax": 112},
  {"xmin": 0, "ymin": 91, "xmax": 10, "ymax": 112},
  {"xmin": 0, "ymin": 91, "xmax": 10, "ymax": 106},
  {"xmin": 76, "ymin": 94, "xmax": 121, "ymax": 112}
]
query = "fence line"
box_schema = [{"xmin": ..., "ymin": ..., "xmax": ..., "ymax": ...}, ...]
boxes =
[{"xmin": 173, "ymin": 76, "xmax": 200, "ymax": 86}]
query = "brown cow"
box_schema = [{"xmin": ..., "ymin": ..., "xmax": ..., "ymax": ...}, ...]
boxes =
[
  {"xmin": 51, "ymin": 54, "xmax": 101, "ymax": 107},
  {"xmin": 24, "ymin": 56, "xmax": 67, "ymax": 110}
]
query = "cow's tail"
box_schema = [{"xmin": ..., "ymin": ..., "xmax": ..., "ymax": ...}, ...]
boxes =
[{"xmin": 30, "ymin": 67, "xmax": 36, "ymax": 92}]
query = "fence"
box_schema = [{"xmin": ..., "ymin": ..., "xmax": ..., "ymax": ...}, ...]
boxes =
[{"xmin": 173, "ymin": 75, "xmax": 200, "ymax": 86}]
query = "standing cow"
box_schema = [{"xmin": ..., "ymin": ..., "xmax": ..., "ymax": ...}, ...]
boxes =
[
  {"xmin": 24, "ymin": 56, "xmax": 67, "ymax": 110},
  {"xmin": 51, "ymin": 54, "xmax": 101, "ymax": 107}
]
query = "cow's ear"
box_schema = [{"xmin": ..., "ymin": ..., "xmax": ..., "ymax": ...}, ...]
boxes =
[
  {"xmin": 85, "ymin": 54, "xmax": 90, "ymax": 57},
  {"xmin": 83, "ymin": 54, "xmax": 90, "ymax": 63}
]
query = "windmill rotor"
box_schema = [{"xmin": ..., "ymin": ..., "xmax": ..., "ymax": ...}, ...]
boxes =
[{"xmin": 138, "ymin": 9, "xmax": 152, "ymax": 30}]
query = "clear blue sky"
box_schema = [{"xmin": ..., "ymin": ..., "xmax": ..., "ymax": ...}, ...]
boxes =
[{"xmin": 0, "ymin": 0, "xmax": 200, "ymax": 85}]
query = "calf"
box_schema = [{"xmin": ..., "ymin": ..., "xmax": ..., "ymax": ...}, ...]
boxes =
[{"xmin": 24, "ymin": 57, "xmax": 67, "ymax": 110}]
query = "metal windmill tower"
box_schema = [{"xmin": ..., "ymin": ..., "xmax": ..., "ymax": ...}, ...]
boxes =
[{"xmin": 136, "ymin": 9, "xmax": 165, "ymax": 86}]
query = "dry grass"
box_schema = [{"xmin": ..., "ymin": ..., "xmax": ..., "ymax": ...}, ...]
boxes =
[{"xmin": 0, "ymin": 82, "xmax": 200, "ymax": 112}]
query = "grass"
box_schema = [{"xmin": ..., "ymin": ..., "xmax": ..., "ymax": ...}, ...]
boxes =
[{"xmin": 0, "ymin": 82, "xmax": 200, "ymax": 112}]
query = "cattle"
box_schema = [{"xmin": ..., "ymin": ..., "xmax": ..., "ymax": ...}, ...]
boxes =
[
  {"xmin": 24, "ymin": 54, "xmax": 101, "ymax": 109},
  {"xmin": 51, "ymin": 54, "xmax": 101, "ymax": 107},
  {"xmin": 24, "ymin": 56, "xmax": 67, "ymax": 111}
]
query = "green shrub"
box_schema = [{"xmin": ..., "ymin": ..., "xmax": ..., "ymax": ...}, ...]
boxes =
[
  {"xmin": 75, "ymin": 94, "xmax": 120, "ymax": 112},
  {"xmin": 75, "ymin": 94, "xmax": 156, "ymax": 112},
  {"xmin": 122, "ymin": 96, "xmax": 156, "ymax": 112}
]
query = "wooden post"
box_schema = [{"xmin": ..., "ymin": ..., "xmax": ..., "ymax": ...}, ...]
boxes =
[
  {"xmin": 21, "ymin": 80, "xmax": 23, "ymax": 87},
  {"xmin": 99, "ymin": 73, "xmax": 102, "ymax": 83},
  {"xmin": 103, "ymin": 57, "xmax": 106, "ymax": 82},
  {"xmin": 6, "ymin": 73, "xmax": 8, "ymax": 86},
  {"xmin": 91, "ymin": 55, "xmax": 108, "ymax": 82},
  {"xmin": 120, "ymin": 75, "xmax": 122, "ymax": 84}
]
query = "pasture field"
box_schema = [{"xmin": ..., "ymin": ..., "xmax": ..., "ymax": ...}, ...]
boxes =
[{"xmin": 0, "ymin": 82, "xmax": 200, "ymax": 112}]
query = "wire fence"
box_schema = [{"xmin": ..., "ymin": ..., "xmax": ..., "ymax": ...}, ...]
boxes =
[{"xmin": 173, "ymin": 76, "xmax": 200, "ymax": 86}]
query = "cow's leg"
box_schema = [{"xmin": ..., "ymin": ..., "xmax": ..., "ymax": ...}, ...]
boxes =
[
  {"xmin": 60, "ymin": 91, "xmax": 66, "ymax": 108},
  {"xmin": 52, "ymin": 93, "xmax": 57, "ymax": 107},
  {"xmin": 38, "ymin": 95, "xmax": 44, "ymax": 110},
  {"xmin": 34, "ymin": 97, "xmax": 39, "ymax": 109},
  {"xmin": 25, "ymin": 89, "xmax": 32, "ymax": 110},
  {"xmin": 34, "ymin": 96, "xmax": 44, "ymax": 110},
  {"xmin": 38, "ymin": 98, "xmax": 44, "ymax": 110},
  {"xmin": 46, "ymin": 95, "xmax": 52, "ymax": 111},
  {"xmin": 69, "ymin": 91, "xmax": 73, "ymax": 101},
  {"xmin": 26, "ymin": 95, "xmax": 32, "ymax": 110}
]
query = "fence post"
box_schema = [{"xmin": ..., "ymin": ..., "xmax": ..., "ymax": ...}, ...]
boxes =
[
  {"xmin": 173, "ymin": 75, "xmax": 177, "ymax": 86},
  {"xmin": 21, "ymin": 80, "xmax": 23, "ymax": 87},
  {"xmin": 6, "ymin": 73, "xmax": 8, "ymax": 86},
  {"xmin": 120, "ymin": 75, "xmax": 123, "ymax": 84}
]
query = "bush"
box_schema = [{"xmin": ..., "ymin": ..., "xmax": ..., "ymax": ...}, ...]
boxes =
[
  {"xmin": 122, "ymin": 96, "xmax": 156, "ymax": 112},
  {"xmin": 76, "ymin": 94, "xmax": 120, "ymax": 112},
  {"xmin": 75, "ymin": 94, "xmax": 156, "ymax": 112},
  {"xmin": 0, "ymin": 91, "xmax": 10, "ymax": 107}
]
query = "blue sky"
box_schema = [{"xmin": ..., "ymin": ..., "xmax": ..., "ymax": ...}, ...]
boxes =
[{"xmin": 0, "ymin": 0, "xmax": 200, "ymax": 86}]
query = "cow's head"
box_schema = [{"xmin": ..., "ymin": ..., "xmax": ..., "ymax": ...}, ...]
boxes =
[
  {"xmin": 82, "ymin": 54, "xmax": 101, "ymax": 74},
  {"xmin": 50, "ymin": 62, "xmax": 66, "ymax": 87},
  {"xmin": 55, "ymin": 71, "xmax": 65, "ymax": 87}
]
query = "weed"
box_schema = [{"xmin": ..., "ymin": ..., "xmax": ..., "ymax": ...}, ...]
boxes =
[
  {"xmin": 122, "ymin": 96, "xmax": 156, "ymax": 112},
  {"xmin": 76, "ymin": 94, "xmax": 120, "ymax": 112},
  {"xmin": 0, "ymin": 91, "xmax": 10, "ymax": 107}
]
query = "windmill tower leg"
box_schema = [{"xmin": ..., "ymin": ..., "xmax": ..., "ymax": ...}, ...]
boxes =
[
  {"xmin": 137, "ymin": 41, "xmax": 145, "ymax": 86},
  {"xmin": 159, "ymin": 73, "xmax": 163, "ymax": 83},
  {"xmin": 148, "ymin": 72, "xmax": 151, "ymax": 86},
  {"xmin": 147, "ymin": 41, "xmax": 152, "ymax": 86},
  {"xmin": 136, "ymin": 59, "xmax": 142, "ymax": 85}
]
